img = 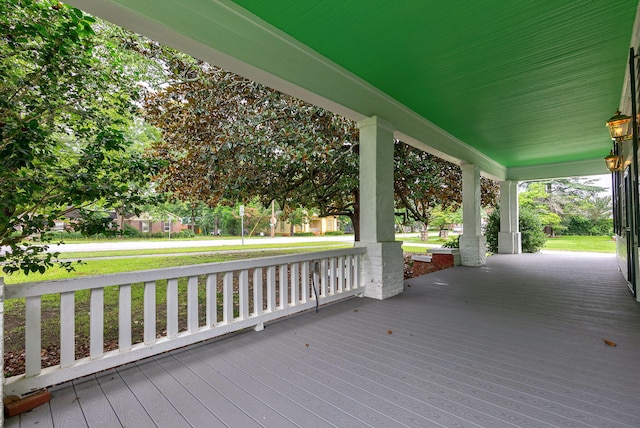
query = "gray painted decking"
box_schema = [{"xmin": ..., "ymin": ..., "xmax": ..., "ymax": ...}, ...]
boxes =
[{"xmin": 6, "ymin": 252, "xmax": 640, "ymax": 427}]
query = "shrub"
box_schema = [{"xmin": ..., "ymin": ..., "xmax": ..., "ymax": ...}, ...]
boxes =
[
  {"xmin": 562, "ymin": 215, "xmax": 613, "ymax": 236},
  {"xmin": 172, "ymin": 229, "xmax": 195, "ymax": 239},
  {"xmin": 485, "ymin": 206, "xmax": 547, "ymax": 253},
  {"xmin": 325, "ymin": 231, "xmax": 344, "ymax": 236},
  {"xmin": 294, "ymin": 232, "xmax": 315, "ymax": 237},
  {"xmin": 122, "ymin": 224, "xmax": 143, "ymax": 238},
  {"xmin": 441, "ymin": 235, "xmax": 460, "ymax": 248},
  {"xmin": 44, "ymin": 231, "xmax": 84, "ymax": 240}
]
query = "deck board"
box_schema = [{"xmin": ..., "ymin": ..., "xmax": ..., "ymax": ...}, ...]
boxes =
[
  {"xmin": 152, "ymin": 353, "xmax": 261, "ymax": 427},
  {"xmin": 73, "ymin": 376, "xmax": 122, "ymax": 427},
  {"xmin": 49, "ymin": 382, "xmax": 86, "ymax": 427},
  {"xmin": 173, "ymin": 350, "xmax": 299, "ymax": 428},
  {"xmin": 186, "ymin": 345, "xmax": 331, "ymax": 428},
  {"xmin": 116, "ymin": 364, "xmax": 190, "ymax": 427},
  {"xmin": 94, "ymin": 369, "xmax": 157, "ymax": 427},
  {"xmin": 7, "ymin": 253, "xmax": 640, "ymax": 427},
  {"xmin": 134, "ymin": 358, "xmax": 226, "ymax": 427}
]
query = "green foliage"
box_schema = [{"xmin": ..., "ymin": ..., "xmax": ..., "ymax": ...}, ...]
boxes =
[
  {"xmin": 325, "ymin": 231, "xmax": 344, "ymax": 236},
  {"xmin": 441, "ymin": 235, "xmax": 460, "ymax": 248},
  {"xmin": 486, "ymin": 206, "xmax": 547, "ymax": 253},
  {"xmin": 294, "ymin": 232, "xmax": 315, "ymax": 237},
  {"xmin": 0, "ymin": 1, "xmax": 163, "ymax": 275},
  {"xmin": 519, "ymin": 207, "xmax": 548, "ymax": 252},
  {"xmin": 142, "ymin": 48, "xmax": 499, "ymax": 241},
  {"xmin": 563, "ymin": 215, "xmax": 613, "ymax": 236},
  {"xmin": 430, "ymin": 206, "xmax": 461, "ymax": 230},
  {"xmin": 394, "ymin": 142, "xmax": 498, "ymax": 229},
  {"xmin": 519, "ymin": 179, "xmax": 612, "ymax": 237},
  {"xmin": 122, "ymin": 224, "xmax": 143, "ymax": 237},
  {"xmin": 74, "ymin": 210, "xmax": 117, "ymax": 237}
]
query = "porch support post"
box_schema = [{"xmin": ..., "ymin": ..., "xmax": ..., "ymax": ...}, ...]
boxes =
[
  {"xmin": 498, "ymin": 180, "xmax": 522, "ymax": 254},
  {"xmin": 459, "ymin": 164, "xmax": 486, "ymax": 266},
  {"xmin": 356, "ymin": 116, "xmax": 403, "ymax": 300}
]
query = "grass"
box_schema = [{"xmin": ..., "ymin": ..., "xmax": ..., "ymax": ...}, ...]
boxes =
[
  {"xmin": 3, "ymin": 248, "xmax": 333, "ymax": 285},
  {"xmin": 542, "ymin": 235, "xmax": 616, "ymax": 253},
  {"xmin": 57, "ymin": 241, "xmax": 348, "ymax": 259}
]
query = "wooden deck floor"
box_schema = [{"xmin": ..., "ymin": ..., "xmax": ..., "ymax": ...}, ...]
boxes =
[{"xmin": 7, "ymin": 252, "xmax": 640, "ymax": 427}]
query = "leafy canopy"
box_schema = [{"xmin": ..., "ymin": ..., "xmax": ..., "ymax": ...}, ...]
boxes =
[
  {"xmin": 142, "ymin": 54, "xmax": 498, "ymax": 239},
  {"xmin": 0, "ymin": 0, "xmax": 162, "ymax": 275}
]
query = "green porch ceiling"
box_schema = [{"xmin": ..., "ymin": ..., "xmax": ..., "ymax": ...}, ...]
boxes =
[
  {"xmin": 67, "ymin": 0, "xmax": 640, "ymax": 179},
  {"xmin": 232, "ymin": 0, "xmax": 636, "ymax": 168}
]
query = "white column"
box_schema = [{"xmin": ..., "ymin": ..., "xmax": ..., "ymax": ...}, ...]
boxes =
[
  {"xmin": 356, "ymin": 116, "xmax": 403, "ymax": 299},
  {"xmin": 459, "ymin": 164, "xmax": 487, "ymax": 266},
  {"xmin": 498, "ymin": 180, "xmax": 522, "ymax": 254}
]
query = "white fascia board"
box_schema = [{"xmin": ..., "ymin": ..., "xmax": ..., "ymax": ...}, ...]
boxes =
[
  {"xmin": 506, "ymin": 158, "xmax": 609, "ymax": 181},
  {"xmin": 67, "ymin": 0, "xmax": 505, "ymax": 179}
]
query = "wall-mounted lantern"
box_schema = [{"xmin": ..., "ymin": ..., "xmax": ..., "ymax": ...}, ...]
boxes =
[
  {"xmin": 604, "ymin": 150, "xmax": 623, "ymax": 172},
  {"xmin": 606, "ymin": 110, "xmax": 633, "ymax": 142}
]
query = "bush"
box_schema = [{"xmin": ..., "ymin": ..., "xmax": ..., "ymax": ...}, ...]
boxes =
[
  {"xmin": 172, "ymin": 229, "xmax": 195, "ymax": 239},
  {"xmin": 485, "ymin": 206, "xmax": 547, "ymax": 253},
  {"xmin": 294, "ymin": 232, "xmax": 315, "ymax": 237},
  {"xmin": 325, "ymin": 231, "xmax": 344, "ymax": 236},
  {"xmin": 122, "ymin": 224, "xmax": 143, "ymax": 238},
  {"xmin": 562, "ymin": 215, "xmax": 613, "ymax": 236},
  {"xmin": 44, "ymin": 231, "xmax": 84, "ymax": 240},
  {"xmin": 441, "ymin": 235, "xmax": 460, "ymax": 248}
]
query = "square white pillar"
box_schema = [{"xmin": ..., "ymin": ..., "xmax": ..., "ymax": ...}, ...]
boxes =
[
  {"xmin": 357, "ymin": 116, "xmax": 403, "ymax": 299},
  {"xmin": 498, "ymin": 180, "xmax": 522, "ymax": 254},
  {"xmin": 459, "ymin": 164, "xmax": 486, "ymax": 266}
]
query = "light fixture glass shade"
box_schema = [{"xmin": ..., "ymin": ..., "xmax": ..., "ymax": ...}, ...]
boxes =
[
  {"xmin": 606, "ymin": 110, "xmax": 632, "ymax": 141},
  {"xmin": 604, "ymin": 150, "xmax": 622, "ymax": 172}
]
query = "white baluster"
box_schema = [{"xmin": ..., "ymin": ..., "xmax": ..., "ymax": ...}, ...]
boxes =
[
  {"xmin": 119, "ymin": 284, "xmax": 132, "ymax": 351},
  {"xmin": 60, "ymin": 291, "xmax": 75, "ymax": 367},
  {"xmin": 90, "ymin": 288, "xmax": 104, "ymax": 359},
  {"xmin": 206, "ymin": 273, "xmax": 217, "ymax": 327},
  {"xmin": 166, "ymin": 279, "xmax": 178, "ymax": 338},
  {"xmin": 144, "ymin": 281, "xmax": 156, "ymax": 344},
  {"xmin": 187, "ymin": 276, "xmax": 198, "ymax": 333}
]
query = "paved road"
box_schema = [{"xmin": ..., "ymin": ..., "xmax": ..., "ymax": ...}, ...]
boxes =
[{"xmin": 46, "ymin": 234, "xmax": 436, "ymax": 253}]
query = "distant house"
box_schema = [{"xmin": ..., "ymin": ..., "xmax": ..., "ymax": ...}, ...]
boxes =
[
  {"xmin": 118, "ymin": 211, "xmax": 183, "ymax": 234},
  {"xmin": 53, "ymin": 209, "xmax": 117, "ymax": 232},
  {"xmin": 275, "ymin": 214, "xmax": 339, "ymax": 236}
]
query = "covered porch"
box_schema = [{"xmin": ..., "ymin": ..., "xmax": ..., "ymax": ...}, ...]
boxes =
[{"xmin": 8, "ymin": 252, "xmax": 640, "ymax": 427}]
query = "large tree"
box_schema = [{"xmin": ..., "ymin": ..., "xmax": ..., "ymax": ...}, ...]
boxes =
[
  {"xmin": 144, "ymin": 67, "xmax": 363, "ymax": 234},
  {"xmin": 0, "ymin": 1, "xmax": 162, "ymax": 274},
  {"xmin": 394, "ymin": 142, "xmax": 499, "ymax": 230},
  {"xmin": 143, "ymin": 58, "xmax": 498, "ymax": 240}
]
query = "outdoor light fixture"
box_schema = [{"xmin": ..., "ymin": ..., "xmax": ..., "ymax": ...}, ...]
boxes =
[
  {"xmin": 604, "ymin": 149, "xmax": 623, "ymax": 172},
  {"xmin": 606, "ymin": 110, "xmax": 633, "ymax": 141}
]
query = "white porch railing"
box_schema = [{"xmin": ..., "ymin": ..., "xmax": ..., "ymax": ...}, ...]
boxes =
[{"xmin": 2, "ymin": 247, "xmax": 365, "ymax": 396}]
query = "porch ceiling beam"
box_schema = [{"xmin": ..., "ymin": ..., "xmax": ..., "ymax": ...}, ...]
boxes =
[
  {"xmin": 66, "ymin": 0, "xmax": 507, "ymax": 179},
  {"xmin": 506, "ymin": 158, "xmax": 609, "ymax": 181}
]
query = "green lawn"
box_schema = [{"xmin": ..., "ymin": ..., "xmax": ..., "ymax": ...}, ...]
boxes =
[
  {"xmin": 3, "ymin": 248, "xmax": 336, "ymax": 285},
  {"xmin": 542, "ymin": 235, "xmax": 616, "ymax": 253},
  {"xmin": 58, "ymin": 241, "xmax": 347, "ymax": 259}
]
